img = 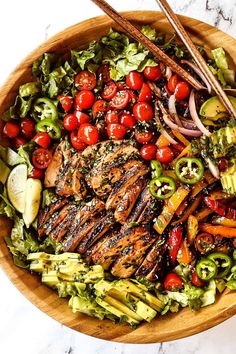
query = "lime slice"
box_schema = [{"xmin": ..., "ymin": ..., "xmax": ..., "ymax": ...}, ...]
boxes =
[
  {"xmin": 7, "ymin": 164, "xmax": 27, "ymax": 213},
  {"xmin": 23, "ymin": 178, "xmax": 42, "ymax": 228}
]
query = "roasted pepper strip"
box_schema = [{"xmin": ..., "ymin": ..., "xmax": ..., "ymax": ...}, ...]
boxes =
[
  {"xmin": 208, "ymin": 252, "xmax": 232, "ymax": 278},
  {"xmin": 177, "ymin": 239, "xmax": 193, "ymax": 264},
  {"xmin": 187, "ymin": 215, "xmax": 198, "ymax": 244},
  {"xmin": 168, "ymin": 225, "xmax": 183, "ymax": 265},
  {"xmin": 199, "ymin": 223, "xmax": 236, "ymax": 238},
  {"xmin": 212, "ymin": 216, "xmax": 236, "ymax": 227},
  {"xmin": 175, "ymin": 157, "xmax": 204, "ymax": 185},
  {"xmin": 150, "ymin": 160, "xmax": 163, "ymax": 179},
  {"xmin": 196, "ymin": 258, "xmax": 218, "ymax": 281},
  {"xmin": 195, "ymin": 207, "xmax": 213, "ymax": 221},
  {"xmin": 173, "ymin": 193, "xmax": 202, "ymax": 225},
  {"xmin": 149, "ymin": 176, "xmax": 176, "ymax": 200},
  {"xmin": 33, "ymin": 98, "xmax": 58, "ymax": 121},
  {"xmin": 204, "ymin": 197, "xmax": 236, "ymax": 220},
  {"xmin": 36, "ymin": 118, "xmax": 61, "ymax": 140},
  {"xmin": 171, "ymin": 130, "xmax": 190, "ymax": 146}
]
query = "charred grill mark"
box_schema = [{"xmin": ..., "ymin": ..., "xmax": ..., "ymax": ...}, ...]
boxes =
[
  {"xmin": 50, "ymin": 206, "xmax": 78, "ymax": 242},
  {"xmin": 137, "ymin": 197, "xmax": 158, "ymax": 224},
  {"xmin": 44, "ymin": 203, "xmax": 76, "ymax": 236},
  {"xmin": 123, "ymin": 184, "xmax": 150, "ymax": 225}
]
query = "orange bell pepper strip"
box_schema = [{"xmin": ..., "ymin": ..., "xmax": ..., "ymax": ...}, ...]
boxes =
[
  {"xmin": 199, "ymin": 223, "xmax": 236, "ymax": 238},
  {"xmin": 171, "ymin": 130, "xmax": 190, "ymax": 146},
  {"xmin": 177, "ymin": 239, "xmax": 193, "ymax": 264},
  {"xmin": 173, "ymin": 144, "xmax": 191, "ymax": 162},
  {"xmin": 187, "ymin": 215, "xmax": 198, "ymax": 244},
  {"xmin": 195, "ymin": 207, "xmax": 213, "ymax": 221},
  {"xmin": 156, "ymin": 134, "xmax": 170, "ymax": 148},
  {"xmin": 212, "ymin": 216, "xmax": 236, "ymax": 228},
  {"xmin": 173, "ymin": 193, "xmax": 202, "ymax": 225}
]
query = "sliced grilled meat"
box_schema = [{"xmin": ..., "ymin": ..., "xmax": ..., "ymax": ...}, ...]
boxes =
[
  {"xmin": 106, "ymin": 161, "xmax": 149, "ymax": 210},
  {"xmin": 111, "ymin": 232, "xmax": 156, "ymax": 278},
  {"xmin": 77, "ymin": 212, "xmax": 115, "ymax": 254},
  {"xmin": 114, "ymin": 179, "xmax": 146, "ymax": 224},
  {"xmin": 137, "ymin": 196, "xmax": 158, "ymax": 224},
  {"xmin": 125, "ymin": 184, "xmax": 150, "ymax": 225},
  {"xmin": 43, "ymin": 203, "xmax": 76, "ymax": 236},
  {"xmin": 92, "ymin": 226, "xmax": 148, "ymax": 270},
  {"xmin": 50, "ymin": 206, "xmax": 78, "ymax": 242}
]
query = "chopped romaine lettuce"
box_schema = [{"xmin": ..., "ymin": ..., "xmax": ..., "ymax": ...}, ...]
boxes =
[
  {"xmin": 200, "ymin": 280, "xmax": 216, "ymax": 307},
  {"xmin": 42, "ymin": 189, "xmax": 59, "ymax": 208},
  {"xmin": 19, "ymin": 82, "xmax": 40, "ymax": 97},
  {"xmin": 212, "ymin": 47, "xmax": 228, "ymax": 70},
  {"xmin": 0, "ymin": 186, "xmax": 15, "ymax": 218}
]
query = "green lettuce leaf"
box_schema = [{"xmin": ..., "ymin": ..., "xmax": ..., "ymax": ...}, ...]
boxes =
[
  {"xmin": 141, "ymin": 25, "xmax": 157, "ymax": 41},
  {"xmin": 19, "ymin": 82, "xmax": 40, "ymax": 98},
  {"xmin": 2, "ymin": 95, "xmax": 34, "ymax": 121},
  {"xmin": 0, "ymin": 186, "xmax": 15, "ymax": 219},
  {"xmin": 42, "ymin": 189, "xmax": 59, "ymax": 208},
  {"xmin": 200, "ymin": 280, "xmax": 216, "ymax": 307},
  {"xmin": 17, "ymin": 142, "xmax": 34, "ymax": 174}
]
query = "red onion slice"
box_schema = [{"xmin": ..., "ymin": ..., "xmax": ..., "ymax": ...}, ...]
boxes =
[
  {"xmin": 189, "ymin": 90, "xmax": 211, "ymax": 137},
  {"xmin": 157, "ymin": 100, "xmax": 202, "ymax": 137},
  {"xmin": 206, "ymin": 157, "xmax": 220, "ymax": 179},
  {"xmin": 181, "ymin": 119, "xmax": 197, "ymax": 130},
  {"xmin": 168, "ymin": 94, "xmax": 183, "ymax": 127},
  {"xmin": 181, "ymin": 59, "xmax": 212, "ymax": 94},
  {"xmin": 154, "ymin": 104, "xmax": 178, "ymax": 145},
  {"xmin": 147, "ymin": 81, "xmax": 161, "ymax": 98}
]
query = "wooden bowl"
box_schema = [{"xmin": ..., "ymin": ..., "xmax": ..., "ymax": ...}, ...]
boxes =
[{"xmin": 0, "ymin": 11, "xmax": 236, "ymax": 344}]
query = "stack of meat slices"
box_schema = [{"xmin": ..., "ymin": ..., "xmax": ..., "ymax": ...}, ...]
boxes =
[{"xmin": 38, "ymin": 139, "xmax": 166, "ymax": 280}]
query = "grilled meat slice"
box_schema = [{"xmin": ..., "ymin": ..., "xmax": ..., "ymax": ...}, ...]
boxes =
[
  {"xmin": 37, "ymin": 198, "xmax": 69, "ymax": 237},
  {"xmin": 106, "ymin": 161, "xmax": 149, "ymax": 210},
  {"xmin": 125, "ymin": 184, "xmax": 150, "ymax": 225},
  {"xmin": 114, "ymin": 179, "xmax": 146, "ymax": 224},
  {"xmin": 92, "ymin": 226, "xmax": 148, "ymax": 270},
  {"xmin": 49, "ymin": 206, "xmax": 78, "ymax": 242},
  {"xmin": 137, "ymin": 196, "xmax": 158, "ymax": 224},
  {"xmin": 43, "ymin": 203, "xmax": 76, "ymax": 237},
  {"xmin": 135, "ymin": 238, "xmax": 166, "ymax": 281},
  {"xmin": 77, "ymin": 212, "xmax": 115, "ymax": 254},
  {"xmin": 111, "ymin": 232, "xmax": 156, "ymax": 278}
]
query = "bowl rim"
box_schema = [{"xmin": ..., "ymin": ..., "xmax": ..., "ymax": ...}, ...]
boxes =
[{"xmin": 0, "ymin": 10, "xmax": 236, "ymax": 344}]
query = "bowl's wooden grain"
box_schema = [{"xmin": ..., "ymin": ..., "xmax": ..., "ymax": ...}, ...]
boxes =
[{"xmin": 0, "ymin": 11, "xmax": 236, "ymax": 344}]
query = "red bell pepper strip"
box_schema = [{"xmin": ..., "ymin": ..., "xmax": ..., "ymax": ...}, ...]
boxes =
[
  {"xmin": 204, "ymin": 196, "xmax": 236, "ymax": 220},
  {"xmin": 168, "ymin": 225, "xmax": 183, "ymax": 264}
]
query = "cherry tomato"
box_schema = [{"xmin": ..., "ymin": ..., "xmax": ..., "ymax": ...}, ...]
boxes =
[
  {"xmin": 74, "ymin": 111, "xmax": 91, "ymax": 125},
  {"xmin": 97, "ymin": 64, "xmax": 110, "ymax": 83},
  {"xmin": 78, "ymin": 123, "xmax": 99, "ymax": 145},
  {"xmin": 195, "ymin": 233, "xmax": 214, "ymax": 254},
  {"xmin": 156, "ymin": 146, "xmax": 174, "ymax": 163},
  {"xmin": 58, "ymin": 95, "xmax": 73, "ymax": 112},
  {"xmin": 70, "ymin": 131, "xmax": 86, "ymax": 150},
  {"xmin": 143, "ymin": 65, "xmax": 163, "ymax": 81},
  {"xmin": 167, "ymin": 74, "xmax": 180, "ymax": 93},
  {"xmin": 133, "ymin": 102, "xmax": 153, "ymax": 121},
  {"xmin": 119, "ymin": 112, "xmax": 136, "ymax": 129},
  {"xmin": 134, "ymin": 130, "xmax": 153, "ymax": 144},
  {"xmin": 140, "ymin": 143, "xmax": 157, "ymax": 161},
  {"xmin": 3, "ymin": 121, "xmax": 20, "ymax": 138},
  {"xmin": 191, "ymin": 271, "xmax": 205, "ymax": 287},
  {"xmin": 116, "ymin": 82, "xmax": 125, "ymax": 91},
  {"xmin": 105, "ymin": 111, "xmax": 119, "ymax": 124},
  {"xmin": 63, "ymin": 114, "xmax": 78, "ymax": 131},
  {"xmin": 173, "ymin": 142, "xmax": 185, "ymax": 153},
  {"xmin": 32, "ymin": 148, "xmax": 52, "ymax": 169},
  {"xmin": 13, "ymin": 136, "xmax": 27, "ymax": 149},
  {"xmin": 92, "ymin": 100, "xmax": 107, "ymax": 118},
  {"xmin": 102, "ymin": 81, "xmax": 117, "ymax": 100},
  {"xmin": 74, "ymin": 70, "xmax": 97, "ymax": 91},
  {"xmin": 110, "ymin": 90, "xmax": 129, "ymax": 110},
  {"xmin": 75, "ymin": 90, "xmax": 95, "ymax": 109},
  {"xmin": 29, "ymin": 167, "xmax": 44, "ymax": 180},
  {"xmin": 126, "ymin": 71, "xmax": 144, "ymax": 90},
  {"xmin": 138, "ymin": 83, "xmax": 152, "ymax": 102},
  {"xmin": 219, "ymin": 158, "xmax": 228, "ymax": 172},
  {"xmin": 174, "ymin": 81, "xmax": 190, "ymax": 101},
  {"xmin": 33, "ymin": 132, "xmax": 51, "ymax": 149},
  {"xmin": 107, "ymin": 123, "xmax": 126, "ymax": 140},
  {"xmin": 20, "ymin": 118, "xmax": 35, "ymax": 139},
  {"xmin": 127, "ymin": 90, "xmax": 138, "ymax": 106},
  {"xmin": 164, "ymin": 273, "xmax": 183, "ymax": 291}
]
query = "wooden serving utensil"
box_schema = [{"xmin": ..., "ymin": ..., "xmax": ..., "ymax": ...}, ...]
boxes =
[
  {"xmin": 90, "ymin": 0, "xmax": 204, "ymax": 90},
  {"xmin": 156, "ymin": 0, "xmax": 236, "ymax": 119}
]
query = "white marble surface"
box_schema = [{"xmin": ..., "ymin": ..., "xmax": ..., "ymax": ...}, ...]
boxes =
[{"xmin": 0, "ymin": 1, "xmax": 236, "ymax": 353}]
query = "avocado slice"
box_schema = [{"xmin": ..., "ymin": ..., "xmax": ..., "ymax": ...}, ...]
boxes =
[
  {"xmin": 200, "ymin": 96, "xmax": 236, "ymax": 118},
  {"xmin": 210, "ymin": 124, "xmax": 236, "ymax": 158},
  {"xmin": 29, "ymin": 259, "xmax": 47, "ymax": 272},
  {"xmin": 221, "ymin": 160, "xmax": 236, "ymax": 194},
  {"xmin": 104, "ymin": 295, "xmax": 142, "ymax": 323},
  {"xmin": 42, "ymin": 270, "xmax": 59, "ymax": 286}
]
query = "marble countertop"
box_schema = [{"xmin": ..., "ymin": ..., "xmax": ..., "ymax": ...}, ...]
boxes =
[{"xmin": 0, "ymin": 1, "xmax": 236, "ymax": 353}]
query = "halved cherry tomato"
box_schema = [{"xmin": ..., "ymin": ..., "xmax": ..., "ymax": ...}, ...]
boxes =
[
  {"xmin": 107, "ymin": 123, "xmax": 126, "ymax": 140},
  {"xmin": 156, "ymin": 146, "xmax": 174, "ymax": 163},
  {"xmin": 92, "ymin": 100, "xmax": 107, "ymax": 118},
  {"xmin": 138, "ymin": 83, "xmax": 152, "ymax": 102},
  {"xmin": 32, "ymin": 148, "xmax": 52, "ymax": 169},
  {"xmin": 119, "ymin": 112, "xmax": 136, "ymax": 129},
  {"xmin": 29, "ymin": 167, "xmax": 44, "ymax": 180},
  {"xmin": 110, "ymin": 90, "xmax": 129, "ymax": 110},
  {"xmin": 74, "ymin": 111, "xmax": 91, "ymax": 125},
  {"xmin": 195, "ymin": 233, "xmax": 215, "ymax": 254},
  {"xmin": 167, "ymin": 74, "xmax": 180, "ymax": 93},
  {"xmin": 102, "ymin": 81, "xmax": 117, "ymax": 100},
  {"xmin": 97, "ymin": 64, "xmax": 110, "ymax": 82},
  {"xmin": 133, "ymin": 102, "xmax": 153, "ymax": 121},
  {"xmin": 140, "ymin": 143, "xmax": 157, "ymax": 161},
  {"xmin": 218, "ymin": 158, "xmax": 228, "ymax": 172},
  {"xmin": 74, "ymin": 70, "xmax": 97, "ymax": 90},
  {"xmin": 78, "ymin": 123, "xmax": 99, "ymax": 145},
  {"xmin": 175, "ymin": 81, "xmax": 190, "ymax": 101},
  {"xmin": 126, "ymin": 71, "xmax": 143, "ymax": 90},
  {"xmin": 191, "ymin": 271, "xmax": 205, "ymax": 287},
  {"xmin": 3, "ymin": 121, "xmax": 20, "ymax": 138},
  {"xmin": 20, "ymin": 118, "xmax": 35, "ymax": 139},
  {"xmin": 58, "ymin": 95, "xmax": 73, "ymax": 112},
  {"xmin": 105, "ymin": 111, "xmax": 119, "ymax": 124},
  {"xmin": 144, "ymin": 65, "xmax": 163, "ymax": 81},
  {"xmin": 75, "ymin": 90, "xmax": 95, "ymax": 109},
  {"xmin": 63, "ymin": 114, "xmax": 78, "ymax": 131},
  {"xmin": 127, "ymin": 90, "xmax": 138, "ymax": 106},
  {"xmin": 13, "ymin": 136, "xmax": 27, "ymax": 149},
  {"xmin": 70, "ymin": 131, "xmax": 86, "ymax": 150},
  {"xmin": 164, "ymin": 273, "xmax": 183, "ymax": 291},
  {"xmin": 33, "ymin": 132, "xmax": 51, "ymax": 149},
  {"xmin": 134, "ymin": 130, "xmax": 153, "ymax": 144}
]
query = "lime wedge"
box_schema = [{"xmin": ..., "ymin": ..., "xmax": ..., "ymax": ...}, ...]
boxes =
[
  {"xmin": 0, "ymin": 158, "xmax": 10, "ymax": 184},
  {"xmin": 23, "ymin": 178, "xmax": 42, "ymax": 228},
  {"xmin": 7, "ymin": 164, "xmax": 27, "ymax": 213}
]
